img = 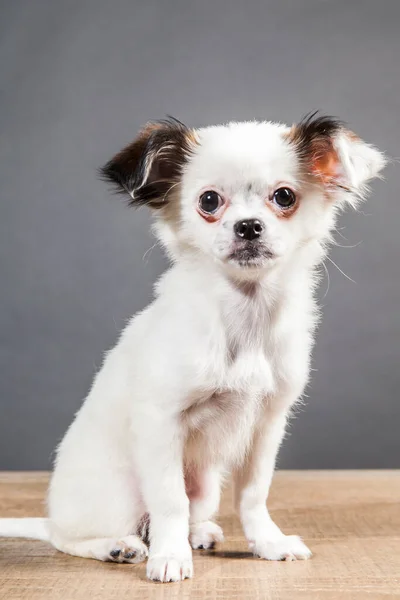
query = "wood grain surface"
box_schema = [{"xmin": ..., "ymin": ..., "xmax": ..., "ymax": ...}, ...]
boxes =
[{"xmin": 0, "ymin": 471, "xmax": 399, "ymax": 599}]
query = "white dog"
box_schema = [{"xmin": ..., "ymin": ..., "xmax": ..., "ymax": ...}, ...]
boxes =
[{"xmin": 0, "ymin": 114, "xmax": 385, "ymax": 582}]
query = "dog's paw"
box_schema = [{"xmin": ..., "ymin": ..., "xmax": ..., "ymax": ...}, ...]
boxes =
[
  {"xmin": 190, "ymin": 520, "xmax": 224, "ymax": 550},
  {"xmin": 250, "ymin": 535, "xmax": 311, "ymax": 561},
  {"xmin": 108, "ymin": 535, "xmax": 148, "ymax": 563},
  {"xmin": 146, "ymin": 554, "xmax": 193, "ymax": 582}
]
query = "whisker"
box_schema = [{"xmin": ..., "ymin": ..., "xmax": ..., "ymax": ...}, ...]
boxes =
[
  {"xmin": 325, "ymin": 256, "xmax": 356, "ymax": 283},
  {"xmin": 335, "ymin": 227, "xmax": 348, "ymax": 240},
  {"xmin": 333, "ymin": 238, "xmax": 362, "ymax": 249},
  {"xmin": 142, "ymin": 242, "xmax": 158, "ymax": 262},
  {"xmin": 321, "ymin": 261, "xmax": 330, "ymax": 299},
  {"xmin": 162, "ymin": 180, "xmax": 181, "ymax": 203}
]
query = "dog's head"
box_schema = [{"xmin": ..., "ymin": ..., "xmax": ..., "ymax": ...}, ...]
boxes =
[{"xmin": 100, "ymin": 114, "xmax": 385, "ymax": 278}]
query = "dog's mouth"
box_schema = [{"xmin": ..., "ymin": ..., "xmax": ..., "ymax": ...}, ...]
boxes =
[{"xmin": 227, "ymin": 242, "xmax": 275, "ymax": 267}]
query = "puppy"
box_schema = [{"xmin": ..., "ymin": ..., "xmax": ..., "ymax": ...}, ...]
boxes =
[{"xmin": 0, "ymin": 114, "xmax": 385, "ymax": 582}]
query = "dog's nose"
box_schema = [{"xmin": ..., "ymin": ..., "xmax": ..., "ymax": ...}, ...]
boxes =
[{"xmin": 234, "ymin": 219, "xmax": 264, "ymax": 241}]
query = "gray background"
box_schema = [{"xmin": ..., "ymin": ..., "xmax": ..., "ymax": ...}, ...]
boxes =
[{"xmin": 0, "ymin": 0, "xmax": 399, "ymax": 470}]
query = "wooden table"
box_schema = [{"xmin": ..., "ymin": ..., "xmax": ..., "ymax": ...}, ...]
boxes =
[{"xmin": 0, "ymin": 471, "xmax": 399, "ymax": 599}]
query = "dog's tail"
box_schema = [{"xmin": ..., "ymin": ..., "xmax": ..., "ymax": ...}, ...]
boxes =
[{"xmin": 0, "ymin": 518, "xmax": 50, "ymax": 541}]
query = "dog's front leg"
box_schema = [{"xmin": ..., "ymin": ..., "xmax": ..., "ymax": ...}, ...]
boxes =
[
  {"xmin": 234, "ymin": 409, "xmax": 311, "ymax": 561},
  {"xmin": 132, "ymin": 410, "xmax": 192, "ymax": 582}
]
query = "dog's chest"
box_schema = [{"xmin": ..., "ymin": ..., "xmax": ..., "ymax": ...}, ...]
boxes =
[
  {"xmin": 183, "ymin": 287, "xmax": 278, "ymax": 466},
  {"xmin": 219, "ymin": 285, "xmax": 276, "ymax": 393},
  {"xmin": 183, "ymin": 387, "xmax": 261, "ymax": 467}
]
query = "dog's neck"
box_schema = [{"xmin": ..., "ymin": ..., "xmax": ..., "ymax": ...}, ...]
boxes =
[{"xmin": 172, "ymin": 246, "xmax": 319, "ymax": 320}]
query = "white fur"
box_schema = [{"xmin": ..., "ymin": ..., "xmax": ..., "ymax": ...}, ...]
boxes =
[{"xmin": 0, "ymin": 120, "xmax": 385, "ymax": 582}]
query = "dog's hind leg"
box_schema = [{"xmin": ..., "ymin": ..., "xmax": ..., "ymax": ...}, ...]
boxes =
[
  {"xmin": 51, "ymin": 533, "xmax": 148, "ymax": 563},
  {"xmin": 186, "ymin": 465, "xmax": 224, "ymax": 550}
]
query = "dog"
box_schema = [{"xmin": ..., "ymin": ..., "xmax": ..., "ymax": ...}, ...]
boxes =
[{"xmin": 0, "ymin": 113, "xmax": 385, "ymax": 582}]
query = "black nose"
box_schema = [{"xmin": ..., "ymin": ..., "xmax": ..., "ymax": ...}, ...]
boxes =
[{"xmin": 234, "ymin": 219, "xmax": 264, "ymax": 241}]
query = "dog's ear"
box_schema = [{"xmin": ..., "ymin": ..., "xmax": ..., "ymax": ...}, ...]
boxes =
[
  {"xmin": 289, "ymin": 112, "xmax": 386, "ymax": 201},
  {"xmin": 99, "ymin": 117, "xmax": 198, "ymax": 208}
]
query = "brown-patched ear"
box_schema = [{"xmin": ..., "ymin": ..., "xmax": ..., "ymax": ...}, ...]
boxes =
[
  {"xmin": 99, "ymin": 117, "xmax": 198, "ymax": 208},
  {"xmin": 288, "ymin": 112, "xmax": 386, "ymax": 199}
]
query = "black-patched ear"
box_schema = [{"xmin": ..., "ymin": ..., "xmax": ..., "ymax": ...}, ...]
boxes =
[
  {"xmin": 99, "ymin": 117, "xmax": 198, "ymax": 208},
  {"xmin": 289, "ymin": 112, "xmax": 386, "ymax": 202}
]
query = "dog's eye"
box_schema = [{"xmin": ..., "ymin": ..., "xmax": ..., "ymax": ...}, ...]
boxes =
[
  {"xmin": 199, "ymin": 190, "xmax": 223, "ymax": 214},
  {"xmin": 272, "ymin": 187, "xmax": 296, "ymax": 209}
]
